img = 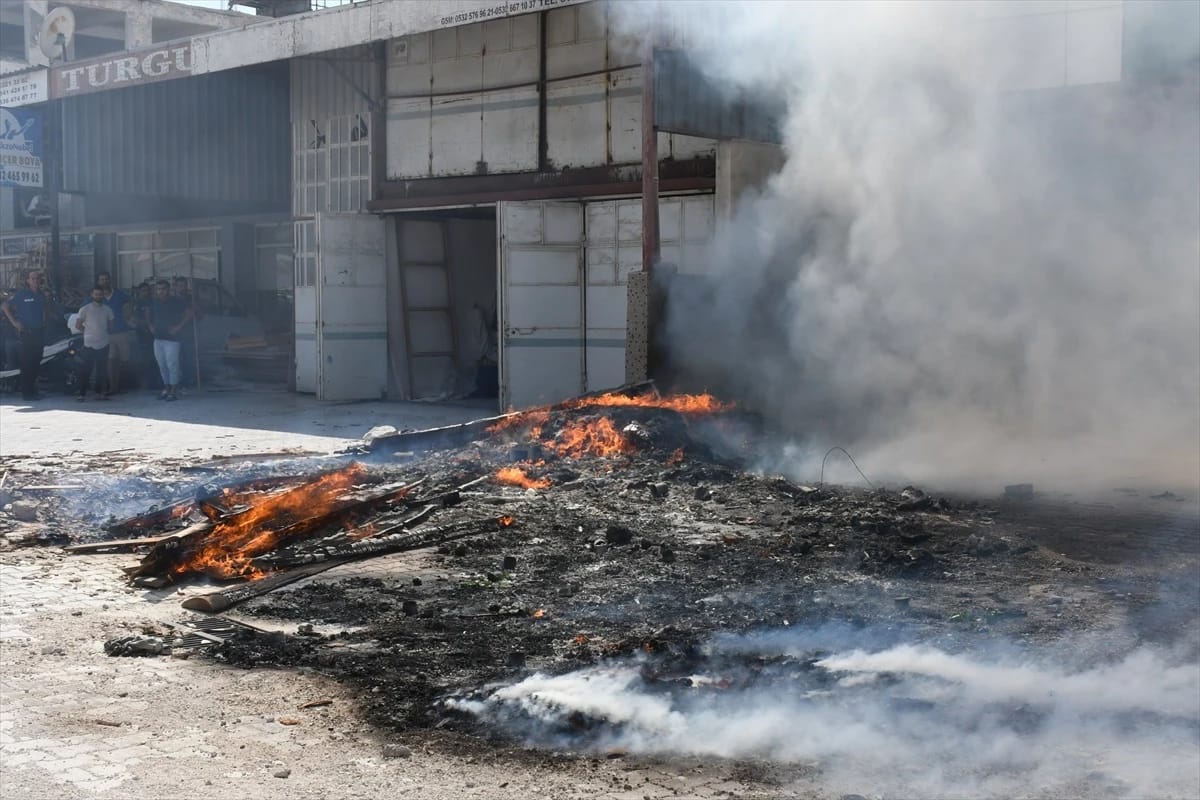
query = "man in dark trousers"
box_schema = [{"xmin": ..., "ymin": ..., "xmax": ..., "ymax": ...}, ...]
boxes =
[{"xmin": 1, "ymin": 270, "xmax": 57, "ymax": 401}]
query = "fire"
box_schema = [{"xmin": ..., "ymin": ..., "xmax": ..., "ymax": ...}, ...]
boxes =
[
  {"xmin": 569, "ymin": 391, "xmax": 733, "ymax": 414},
  {"xmin": 532, "ymin": 608, "xmax": 547, "ymax": 619},
  {"xmin": 494, "ymin": 467, "xmax": 551, "ymax": 490},
  {"xmin": 549, "ymin": 416, "xmax": 633, "ymax": 459},
  {"xmin": 173, "ymin": 463, "xmax": 368, "ymax": 580},
  {"xmin": 667, "ymin": 448, "xmax": 685, "ymax": 466},
  {"xmin": 498, "ymin": 515, "xmax": 515, "ymax": 527}
]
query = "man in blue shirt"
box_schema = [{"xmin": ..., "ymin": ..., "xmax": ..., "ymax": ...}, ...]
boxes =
[
  {"xmin": 97, "ymin": 271, "xmax": 134, "ymax": 394},
  {"xmin": 1, "ymin": 270, "xmax": 55, "ymax": 401}
]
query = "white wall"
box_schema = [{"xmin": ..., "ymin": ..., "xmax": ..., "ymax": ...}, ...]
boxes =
[
  {"xmin": 973, "ymin": 0, "xmax": 1125, "ymax": 90},
  {"xmin": 385, "ymin": 1, "xmax": 716, "ymax": 180}
]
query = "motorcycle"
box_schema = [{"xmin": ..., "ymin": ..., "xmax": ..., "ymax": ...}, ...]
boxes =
[{"xmin": 0, "ymin": 331, "xmax": 83, "ymax": 395}]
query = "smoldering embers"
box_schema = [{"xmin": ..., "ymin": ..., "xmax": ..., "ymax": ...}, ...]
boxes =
[{"xmin": 456, "ymin": 632, "xmax": 1200, "ymax": 798}]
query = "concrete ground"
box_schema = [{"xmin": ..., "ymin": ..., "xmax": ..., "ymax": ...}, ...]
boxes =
[{"xmin": 0, "ymin": 388, "xmax": 791, "ymax": 800}]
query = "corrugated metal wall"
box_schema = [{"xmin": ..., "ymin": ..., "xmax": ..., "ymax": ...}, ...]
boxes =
[
  {"xmin": 61, "ymin": 64, "xmax": 290, "ymax": 207},
  {"xmin": 385, "ymin": 3, "xmax": 715, "ymax": 180},
  {"xmin": 290, "ymin": 46, "xmax": 379, "ymax": 129}
]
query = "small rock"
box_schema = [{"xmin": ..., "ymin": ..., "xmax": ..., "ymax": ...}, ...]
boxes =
[
  {"xmin": 10, "ymin": 502, "xmax": 38, "ymax": 522},
  {"xmin": 402, "ymin": 600, "xmax": 419, "ymax": 616},
  {"xmin": 1004, "ymin": 483, "xmax": 1034, "ymax": 500},
  {"xmin": 694, "ymin": 486, "xmax": 712, "ymax": 501},
  {"xmin": 605, "ymin": 525, "xmax": 635, "ymax": 546},
  {"xmin": 659, "ymin": 546, "xmax": 676, "ymax": 564},
  {"xmin": 273, "ymin": 768, "xmax": 291, "ymax": 779},
  {"xmin": 278, "ymin": 717, "xmax": 301, "ymax": 726},
  {"xmin": 506, "ymin": 651, "xmax": 526, "ymax": 668},
  {"xmin": 362, "ymin": 425, "xmax": 398, "ymax": 441},
  {"xmin": 382, "ymin": 743, "xmax": 413, "ymax": 759},
  {"xmin": 649, "ymin": 482, "xmax": 670, "ymax": 499},
  {"xmin": 501, "ymin": 555, "xmax": 517, "ymax": 571}
]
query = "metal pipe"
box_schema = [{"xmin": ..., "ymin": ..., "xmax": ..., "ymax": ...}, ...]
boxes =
[
  {"xmin": 537, "ymin": 11, "xmax": 549, "ymax": 172},
  {"xmin": 641, "ymin": 39, "xmax": 659, "ymax": 276}
]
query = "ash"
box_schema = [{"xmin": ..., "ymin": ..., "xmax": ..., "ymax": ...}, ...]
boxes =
[{"xmin": 11, "ymin": 400, "xmax": 1200, "ymax": 798}]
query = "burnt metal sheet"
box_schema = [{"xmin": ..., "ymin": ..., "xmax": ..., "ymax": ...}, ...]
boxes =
[
  {"xmin": 653, "ymin": 48, "xmax": 784, "ymax": 144},
  {"xmin": 61, "ymin": 63, "xmax": 290, "ymax": 208}
]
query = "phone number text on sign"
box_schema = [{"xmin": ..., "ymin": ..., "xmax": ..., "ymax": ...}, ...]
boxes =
[{"xmin": 439, "ymin": 0, "xmax": 575, "ymax": 27}]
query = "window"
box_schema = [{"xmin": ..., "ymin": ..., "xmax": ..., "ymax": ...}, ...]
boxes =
[
  {"xmin": 294, "ymin": 220, "xmax": 316, "ymax": 288},
  {"xmin": 116, "ymin": 227, "xmax": 221, "ymax": 290},
  {"xmin": 293, "ymin": 115, "xmax": 370, "ymax": 217}
]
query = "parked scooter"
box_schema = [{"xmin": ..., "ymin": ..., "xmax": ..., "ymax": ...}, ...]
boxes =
[{"xmin": 0, "ymin": 331, "xmax": 84, "ymax": 395}]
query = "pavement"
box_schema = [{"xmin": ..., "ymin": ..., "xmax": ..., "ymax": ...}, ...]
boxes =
[
  {"xmin": 0, "ymin": 387, "xmax": 792, "ymax": 800},
  {"xmin": 0, "ymin": 386, "xmax": 496, "ymax": 462}
]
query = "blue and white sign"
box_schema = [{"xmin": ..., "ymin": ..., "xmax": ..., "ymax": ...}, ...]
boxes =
[{"xmin": 0, "ymin": 108, "xmax": 43, "ymax": 188}]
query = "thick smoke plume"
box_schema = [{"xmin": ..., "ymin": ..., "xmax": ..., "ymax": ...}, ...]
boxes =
[
  {"xmin": 621, "ymin": 1, "xmax": 1200, "ymax": 490},
  {"xmin": 456, "ymin": 629, "xmax": 1200, "ymax": 798}
]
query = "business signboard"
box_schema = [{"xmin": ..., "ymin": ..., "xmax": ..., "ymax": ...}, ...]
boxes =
[
  {"xmin": 0, "ymin": 70, "xmax": 49, "ymax": 107},
  {"xmin": 50, "ymin": 44, "xmax": 193, "ymax": 99},
  {"xmin": 0, "ymin": 107, "xmax": 43, "ymax": 188}
]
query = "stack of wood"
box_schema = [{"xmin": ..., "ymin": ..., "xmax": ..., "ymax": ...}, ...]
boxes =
[{"xmin": 67, "ymin": 463, "xmax": 509, "ymax": 613}]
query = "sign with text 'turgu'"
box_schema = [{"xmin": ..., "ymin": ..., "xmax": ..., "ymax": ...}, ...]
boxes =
[
  {"xmin": 50, "ymin": 44, "xmax": 193, "ymax": 99},
  {"xmin": 0, "ymin": 107, "xmax": 43, "ymax": 188}
]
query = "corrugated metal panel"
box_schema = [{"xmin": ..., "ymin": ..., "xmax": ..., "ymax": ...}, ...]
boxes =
[
  {"xmin": 653, "ymin": 49, "xmax": 784, "ymax": 145},
  {"xmin": 62, "ymin": 63, "xmax": 290, "ymax": 206},
  {"xmin": 291, "ymin": 45, "xmax": 378, "ymax": 125}
]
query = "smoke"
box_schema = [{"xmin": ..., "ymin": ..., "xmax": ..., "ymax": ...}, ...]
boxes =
[
  {"xmin": 619, "ymin": 0, "xmax": 1200, "ymax": 491},
  {"xmin": 454, "ymin": 628, "xmax": 1200, "ymax": 798}
]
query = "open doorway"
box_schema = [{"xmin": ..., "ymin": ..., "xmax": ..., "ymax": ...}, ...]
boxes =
[{"xmin": 392, "ymin": 207, "xmax": 499, "ymax": 410}]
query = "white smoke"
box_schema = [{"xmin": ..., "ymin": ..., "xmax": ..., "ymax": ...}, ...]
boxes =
[
  {"xmin": 456, "ymin": 634, "xmax": 1200, "ymax": 798},
  {"xmin": 615, "ymin": 0, "xmax": 1200, "ymax": 491}
]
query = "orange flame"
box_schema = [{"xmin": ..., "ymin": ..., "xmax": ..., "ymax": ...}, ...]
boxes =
[
  {"xmin": 498, "ymin": 515, "xmax": 515, "ymax": 527},
  {"xmin": 667, "ymin": 448, "xmax": 685, "ymax": 466},
  {"xmin": 173, "ymin": 463, "xmax": 368, "ymax": 580},
  {"xmin": 532, "ymin": 608, "xmax": 547, "ymax": 619},
  {"xmin": 569, "ymin": 391, "xmax": 733, "ymax": 414},
  {"xmin": 549, "ymin": 416, "xmax": 634, "ymax": 459},
  {"xmin": 495, "ymin": 467, "xmax": 551, "ymax": 490}
]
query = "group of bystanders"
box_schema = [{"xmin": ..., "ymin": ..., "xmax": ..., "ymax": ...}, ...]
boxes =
[{"xmin": 1, "ymin": 269, "xmax": 197, "ymax": 403}]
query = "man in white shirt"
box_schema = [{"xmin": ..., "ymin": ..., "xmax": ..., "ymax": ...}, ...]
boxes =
[{"xmin": 75, "ymin": 284, "xmax": 115, "ymax": 401}]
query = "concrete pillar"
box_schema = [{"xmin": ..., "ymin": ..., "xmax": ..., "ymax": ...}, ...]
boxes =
[
  {"xmin": 125, "ymin": 8, "xmax": 154, "ymax": 50},
  {"xmin": 715, "ymin": 140, "xmax": 787, "ymax": 219},
  {"xmin": 24, "ymin": 0, "xmax": 50, "ymax": 67}
]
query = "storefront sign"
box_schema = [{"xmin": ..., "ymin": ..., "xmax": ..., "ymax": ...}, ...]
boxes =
[
  {"xmin": 0, "ymin": 107, "xmax": 43, "ymax": 188},
  {"xmin": 0, "ymin": 70, "xmax": 49, "ymax": 107},
  {"xmin": 50, "ymin": 44, "xmax": 193, "ymax": 99},
  {"xmin": 436, "ymin": 0, "xmax": 583, "ymax": 28}
]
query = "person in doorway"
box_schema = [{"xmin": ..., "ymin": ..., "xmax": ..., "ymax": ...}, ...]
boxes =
[
  {"xmin": 131, "ymin": 282, "xmax": 157, "ymax": 388},
  {"xmin": 1, "ymin": 270, "xmax": 59, "ymax": 401},
  {"xmin": 146, "ymin": 279, "xmax": 191, "ymax": 401},
  {"xmin": 96, "ymin": 271, "xmax": 134, "ymax": 394},
  {"xmin": 74, "ymin": 285, "xmax": 114, "ymax": 401},
  {"xmin": 173, "ymin": 277, "xmax": 199, "ymax": 389}
]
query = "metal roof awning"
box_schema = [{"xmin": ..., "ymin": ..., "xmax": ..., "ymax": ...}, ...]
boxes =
[{"xmin": 48, "ymin": 0, "xmax": 590, "ymax": 100}]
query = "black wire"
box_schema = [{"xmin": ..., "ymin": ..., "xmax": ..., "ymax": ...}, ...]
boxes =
[{"xmin": 820, "ymin": 446, "xmax": 874, "ymax": 488}]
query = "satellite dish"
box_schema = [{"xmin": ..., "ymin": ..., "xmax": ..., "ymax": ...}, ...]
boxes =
[{"xmin": 39, "ymin": 7, "xmax": 76, "ymax": 63}]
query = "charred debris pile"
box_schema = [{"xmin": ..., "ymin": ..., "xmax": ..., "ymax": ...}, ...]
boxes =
[{"xmin": 59, "ymin": 386, "xmax": 1123, "ymax": 732}]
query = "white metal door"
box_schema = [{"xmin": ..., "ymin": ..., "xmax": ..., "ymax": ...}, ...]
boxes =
[
  {"xmin": 498, "ymin": 200, "xmax": 585, "ymax": 410},
  {"xmin": 294, "ymin": 219, "xmax": 317, "ymax": 393},
  {"xmin": 315, "ymin": 213, "xmax": 388, "ymax": 401},
  {"xmin": 396, "ymin": 218, "xmax": 458, "ymax": 399}
]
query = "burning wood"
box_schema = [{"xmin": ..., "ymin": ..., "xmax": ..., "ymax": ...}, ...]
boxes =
[{"xmin": 495, "ymin": 467, "xmax": 551, "ymax": 490}]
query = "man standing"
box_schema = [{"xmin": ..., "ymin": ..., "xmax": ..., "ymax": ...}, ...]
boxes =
[
  {"xmin": 146, "ymin": 279, "xmax": 191, "ymax": 401},
  {"xmin": 1, "ymin": 270, "xmax": 56, "ymax": 401},
  {"xmin": 74, "ymin": 284, "xmax": 114, "ymax": 401},
  {"xmin": 173, "ymin": 277, "xmax": 199, "ymax": 389},
  {"xmin": 96, "ymin": 271, "xmax": 134, "ymax": 395}
]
